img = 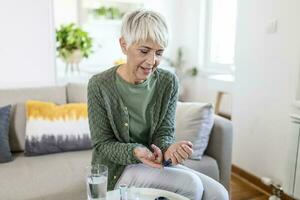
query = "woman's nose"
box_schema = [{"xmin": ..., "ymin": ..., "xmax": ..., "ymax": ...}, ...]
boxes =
[{"xmin": 146, "ymin": 52, "xmax": 157, "ymax": 65}]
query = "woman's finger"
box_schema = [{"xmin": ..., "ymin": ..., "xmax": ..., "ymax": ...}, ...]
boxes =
[
  {"xmin": 179, "ymin": 141, "xmax": 193, "ymax": 148},
  {"xmin": 142, "ymin": 158, "xmax": 162, "ymax": 169},
  {"xmin": 170, "ymin": 152, "xmax": 177, "ymax": 166},
  {"xmin": 173, "ymin": 151, "xmax": 183, "ymax": 164},
  {"xmin": 181, "ymin": 144, "xmax": 193, "ymax": 157},
  {"xmin": 151, "ymin": 144, "xmax": 162, "ymax": 161},
  {"xmin": 177, "ymin": 146, "xmax": 189, "ymax": 159}
]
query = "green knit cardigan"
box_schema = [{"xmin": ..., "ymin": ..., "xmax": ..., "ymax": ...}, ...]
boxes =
[{"xmin": 87, "ymin": 66, "xmax": 179, "ymax": 190}]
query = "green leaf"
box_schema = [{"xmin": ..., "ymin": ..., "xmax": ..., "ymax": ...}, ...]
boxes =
[{"xmin": 55, "ymin": 23, "xmax": 93, "ymax": 60}]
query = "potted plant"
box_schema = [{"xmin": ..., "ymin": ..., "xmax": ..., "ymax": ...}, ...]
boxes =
[
  {"xmin": 163, "ymin": 47, "xmax": 198, "ymax": 79},
  {"xmin": 93, "ymin": 6, "xmax": 123, "ymax": 20},
  {"xmin": 56, "ymin": 23, "xmax": 93, "ymax": 74}
]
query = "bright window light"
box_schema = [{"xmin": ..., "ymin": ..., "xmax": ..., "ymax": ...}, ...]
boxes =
[{"xmin": 205, "ymin": 0, "xmax": 237, "ymax": 71}]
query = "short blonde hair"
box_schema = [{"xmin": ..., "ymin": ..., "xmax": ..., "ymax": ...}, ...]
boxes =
[{"xmin": 121, "ymin": 9, "xmax": 169, "ymax": 48}]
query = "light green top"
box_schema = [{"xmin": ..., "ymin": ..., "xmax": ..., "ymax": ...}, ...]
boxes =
[{"xmin": 115, "ymin": 72, "xmax": 157, "ymax": 146}]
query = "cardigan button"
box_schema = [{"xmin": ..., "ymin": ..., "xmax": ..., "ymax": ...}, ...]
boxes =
[
  {"xmin": 124, "ymin": 123, "xmax": 128, "ymax": 127},
  {"xmin": 114, "ymin": 176, "xmax": 117, "ymax": 179}
]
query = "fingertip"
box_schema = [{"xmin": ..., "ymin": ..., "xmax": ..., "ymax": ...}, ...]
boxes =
[
  {"xmin": 153, "ymin": 163, "xmax": 162, "ymax": 169},
  {"xmin": 187, "ymin": 142, "xmax": 193, "ymax": 148},
  {"xmin": 152, "ymin": 144, "xmax": 162, "ymax": 152},
  {"xmin": 171, "ymin": 154, "xmax": 176, "ymax": 165}
]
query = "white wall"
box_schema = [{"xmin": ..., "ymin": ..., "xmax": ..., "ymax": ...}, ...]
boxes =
[
  {"xmin": 171, "ymin": 0, "xmax": 202, "ymax": 69},
  {"xmin": 232, "ymin": 0, "xmax": 300, "ymax": 193},
  {"xmin": 53, "ymin": 0, "xmax": 78, "ymax": 27},
  {"xmin": 0, "ymin": 0, "xmax": 56, "ymax": 88}
]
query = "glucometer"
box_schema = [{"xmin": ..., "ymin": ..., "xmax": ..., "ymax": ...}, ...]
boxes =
[{"xmin": 162, "ymin": 159, "xmax": 172, "ymax": 167}]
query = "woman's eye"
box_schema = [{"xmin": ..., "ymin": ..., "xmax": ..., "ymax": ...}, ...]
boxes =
[
  {"xmin": 140, "ymin": 49, "xmax": 148, "ymax": 54},
  {"xmin": 156, "ymin": 51, "xmax": 163, "ymax": 56}
]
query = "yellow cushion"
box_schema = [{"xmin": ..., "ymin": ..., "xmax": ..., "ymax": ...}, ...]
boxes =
[{"xmin": 25, "ymin": 100, "xmax": 91, "ymax": 156}]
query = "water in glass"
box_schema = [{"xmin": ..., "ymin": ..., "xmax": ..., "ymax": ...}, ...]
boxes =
[
  {"xmin": 86, "ymin": 164, "xmax": 108, "ymax": 200},
  {"xmin": 87, "ymin": 174, "xmax": 107, "ymax": 200}
]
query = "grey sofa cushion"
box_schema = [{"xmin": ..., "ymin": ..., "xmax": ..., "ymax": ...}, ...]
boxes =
[
  {"xmin": 67, "ymin": 83, "xmax": 87, "ymax": 103},
  {"xmin": 183, "ymin": 155, "xmax": 219, "ymax": 182},
  {"xmin": 0, "ymin": 105, "xmax": 13, "ymax": 163},
  {"xmin": 175, "ymin": 102, "xmax": 214, "ymax": 159},
  {"xmin": 0, "ymin": 150, "xmax": 92, "ymax": 200},
  {"xmin": 0, "ymin": 86, "xmax": 67, "ymax": 152}
]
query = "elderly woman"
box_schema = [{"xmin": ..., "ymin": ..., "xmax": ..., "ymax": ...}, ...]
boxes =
[{"xmin": 88, "ymin": 9, "xmax": 228, "ymax": 200}]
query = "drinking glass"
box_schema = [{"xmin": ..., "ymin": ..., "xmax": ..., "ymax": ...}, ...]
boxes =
[
  {"xmin": 86, "ymin": 164, "xmax": 108, "ymax": 200},
  {"xmin": 119, "ymin": 185, "xmax": 140, "ymax": 200}
]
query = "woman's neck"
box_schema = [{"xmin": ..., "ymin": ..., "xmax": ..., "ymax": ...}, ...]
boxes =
[{"xmin": 117, "ymin": 64, "xmax": 144, "ymax": 84}]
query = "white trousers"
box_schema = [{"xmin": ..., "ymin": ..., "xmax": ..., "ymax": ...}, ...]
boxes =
[{"xmin": 114, "ymin": 164, "xmax": 229, "ymax": 200}]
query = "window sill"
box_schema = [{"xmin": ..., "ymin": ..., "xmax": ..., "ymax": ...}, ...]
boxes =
[
  {"xmin": 290, "ymin": 113, "xmax": 300, "ymax": 123},
  {"xmin": 208, "ymin": 74, "xmax": 235, "ymax": 82},
  {"xmin": 201, "ymin": 73, "xmax": 235, "ymax": 93}
]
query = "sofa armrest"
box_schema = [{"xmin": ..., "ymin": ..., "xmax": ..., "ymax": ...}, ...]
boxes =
[{"xmin": 205, "ymin": 115, "xmax": 233, "ymax": 191}]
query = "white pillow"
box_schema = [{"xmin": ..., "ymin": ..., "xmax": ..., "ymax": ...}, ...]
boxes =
[{"xmin": 175, "ymin": 102, "xmax": 214, "ymax": 160}]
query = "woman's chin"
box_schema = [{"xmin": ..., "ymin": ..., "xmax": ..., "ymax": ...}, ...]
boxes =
[{"xmin": 136, "ymin": 71, "xmax": 152, "ymax": 81}]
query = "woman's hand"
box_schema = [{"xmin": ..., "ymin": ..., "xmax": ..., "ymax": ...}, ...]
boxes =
[
  {"xmin": 164, "ymin": 141, "xmax": 193, "ymax": 166},
  {"xmin": 133, "ymin": 144, "xmax": 163, "ymax": 168}
]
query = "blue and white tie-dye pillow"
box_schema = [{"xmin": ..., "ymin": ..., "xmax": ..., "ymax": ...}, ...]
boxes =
[{"xmin": 24, "ymin": 100, "xmax": 91, "ymax": 156}]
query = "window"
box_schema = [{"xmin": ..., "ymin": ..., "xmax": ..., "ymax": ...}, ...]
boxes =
[{"xmin": 203, "ymin": 0, "xmax": 237, "ymax": 73}]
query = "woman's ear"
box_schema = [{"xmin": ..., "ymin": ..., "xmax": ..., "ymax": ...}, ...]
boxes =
[{"xmin": 119, "ymin": 37, "xmax": 127, "ymax": 54}]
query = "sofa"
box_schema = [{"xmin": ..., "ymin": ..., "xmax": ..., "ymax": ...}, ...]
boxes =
[{"xmin": 0, "ymin": 83, "xmax": 233, "ymax": 200}]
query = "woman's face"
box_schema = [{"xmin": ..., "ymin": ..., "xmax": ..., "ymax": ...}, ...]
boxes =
[{"xmin": 120, "ymin": 38, "xmax": 165, "ymax": 83}]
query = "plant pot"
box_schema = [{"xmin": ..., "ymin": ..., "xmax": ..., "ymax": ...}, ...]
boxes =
[
  {"xmin": 65, "ymin": 49, "xmax": 83, "ymax": 65},
  {"xmin": 62, "ymin": 49, "xmax": 83, "ymax": 74}
]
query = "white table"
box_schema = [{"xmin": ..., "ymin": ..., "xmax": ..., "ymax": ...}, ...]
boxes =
[{"xmin": 107, "ymin": 187, "xmax": 190, "ymax": 200}]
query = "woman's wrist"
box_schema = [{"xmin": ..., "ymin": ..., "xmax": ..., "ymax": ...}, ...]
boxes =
[
  {"xmin": 133, "ymin": 145, "xmax": 146, "ymax": 159},
  {"xmin": 133, "ymin": 146, "xmax": 141, "ymax": 158}
]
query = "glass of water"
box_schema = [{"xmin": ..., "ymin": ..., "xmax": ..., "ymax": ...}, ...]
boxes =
[
  {"xmin": 86, "ymin": 164, "xmax": 108, "ymax": 200},
  {"xmin": 119, "ymin": 185, "xmax": 140, "ymax": 200}
]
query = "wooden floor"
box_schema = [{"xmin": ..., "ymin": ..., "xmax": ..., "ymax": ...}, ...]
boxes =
[{"xmin": 231, "ymin": 173, "xmax": 269, "ymax": 200}]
